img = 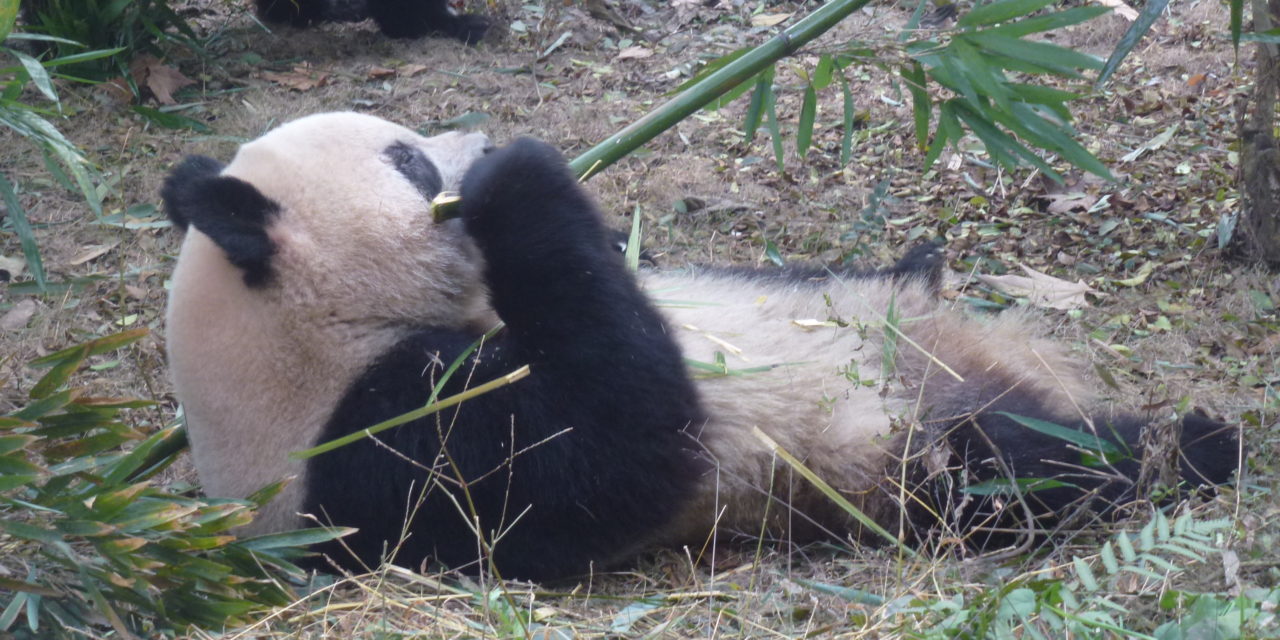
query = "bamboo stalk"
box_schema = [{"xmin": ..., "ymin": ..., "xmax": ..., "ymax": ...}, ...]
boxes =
[{"xmin": 568, "ymin": 0, "xmax": 873, "ymax": 180}]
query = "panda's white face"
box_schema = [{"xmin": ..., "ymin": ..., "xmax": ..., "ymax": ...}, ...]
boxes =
[{"xmin": 220, "ymin": 112, "xmax": 494, "ymax": 332}]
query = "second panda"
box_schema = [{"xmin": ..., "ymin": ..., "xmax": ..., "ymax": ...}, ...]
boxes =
[{"xmin": 161, "ymin": 112, "xmax": 1237, "ymax": 581}]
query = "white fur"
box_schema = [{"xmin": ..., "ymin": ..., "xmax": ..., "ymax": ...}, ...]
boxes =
[{"xmin": 645, "ymin": 270, "xmax": 1091, "ymax": 544}]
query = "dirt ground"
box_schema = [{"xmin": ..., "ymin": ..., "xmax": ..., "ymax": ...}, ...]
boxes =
[{"xmin": 0, "ymin": 0, "xmax": 1277, "ymax": 635}]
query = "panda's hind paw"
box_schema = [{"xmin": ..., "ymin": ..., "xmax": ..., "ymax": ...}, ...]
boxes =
[{"xmin": 888, "ymin": 240, "xmax": 946, "ymax": 291}]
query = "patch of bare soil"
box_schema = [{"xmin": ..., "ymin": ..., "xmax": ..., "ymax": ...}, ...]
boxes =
[{"xmin": 0, "ymin": 0, "xmax": 1275, "ymax": 636}]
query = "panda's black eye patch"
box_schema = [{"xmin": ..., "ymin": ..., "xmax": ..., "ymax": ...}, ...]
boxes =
[{"xmin": 385, "ymin": 142, "xmax": 444, "ymax": 200}]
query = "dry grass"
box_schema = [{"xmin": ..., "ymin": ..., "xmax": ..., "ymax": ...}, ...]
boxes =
[{"xmin": 1, "ymin": 0, "xmax": 1276, "ymax": 636}]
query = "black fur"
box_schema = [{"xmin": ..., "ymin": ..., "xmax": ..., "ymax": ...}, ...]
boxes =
[
  {"xmin": 304, "ymin": 138, "xmax": 704, "ymax": 580},
  {"xmin": 161, "ymin": 156, "xmax": 279, "ymax": 287},
  {"xmin": 385, "ymin": 142, "xmax": 444, "ymax": 200},
  {"xmin": 255, "ymin": 0, "xmax": 489, "ymax": 43},
  {"xmin": 906, "ymin": 376, "xmax": 1238, "ymax": 549}
]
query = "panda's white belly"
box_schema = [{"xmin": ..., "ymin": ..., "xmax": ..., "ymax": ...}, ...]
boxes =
[{"xmin": 642, "ymin": 271, "xmax": 925, "ymax": 542}]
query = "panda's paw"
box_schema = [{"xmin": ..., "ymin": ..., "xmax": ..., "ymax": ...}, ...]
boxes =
[
  {"xmin": 889, "ymin": 240, "xmax": 946, "ymax": 291},
  {"xmin": 460, "ymin": 137, "xmax": 593, "ymax": 244}
]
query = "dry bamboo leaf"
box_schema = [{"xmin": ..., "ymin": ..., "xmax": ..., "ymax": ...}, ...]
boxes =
[{"xmin": 977, "ymin": 264, "xmax": 1099, "ymax": 310}]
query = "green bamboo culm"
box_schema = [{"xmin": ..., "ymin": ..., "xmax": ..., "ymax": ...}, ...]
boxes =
[{"xmin": 568, "ymin": 0, "xmax": 873, "ymax": 180}]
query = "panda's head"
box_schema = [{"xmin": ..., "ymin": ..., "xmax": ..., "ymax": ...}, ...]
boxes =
[
  {"xmin": 162, "ymin": 112, "xmax": 494, "ymax": 332},
  {"xmin": 161, "ymin": 113, "xmax": 494, "ymax": 524}
]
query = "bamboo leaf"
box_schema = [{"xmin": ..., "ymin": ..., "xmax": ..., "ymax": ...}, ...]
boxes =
[
  {"xmin": 982, "ymin": 6, "xmax": 1110, "ymax": 37},
  {"xmin": 967, "ymin": 32, "xmax": 1103, "ymax": 74},
  {"xmin": 12, "ymin": 51, "xmax": 57, "ymax": 104},
  {"xmin": 838, "ymin": 71, "xmax": 854, "ymax": 165},
  {"xmin": 0, "ymin": 172, "xmax": 45, "ymax": 293},
  {"xmin": 570, "ymin": 0, "xmax": 874, "ymax": 178},
  {"xmin": 764, "ymin": 84, "xmax": 785, "ymax": 171},
  {"xmin": 959, "ymin": 0, "xmax": 1057, "ymax": 28},
  {"xmin": 922, "ymin": 100, "xmax": 960, "ymax": 171},
  {"xmin": 743, "ymin": 68, "xmax": 773, "ymax": 143},
  {"xmin": 995, "ymin": 411, "xmax": 1124, "ymax": 456},
  {"xmin": 29, "ymin": 348, "xmax": 88, "ymax": 400},
  {"xmin": 1096, "ymin": 0, "xmax": 1171, "ymax": 86},
  {"xmin": 953, "ymin": 100, "xmax": 1060, "ymax": 179},
  {"xmin": 30, "ymin": 329, "xmax": 147, "ymax": 368},
  {"xmin": 813, "ymin": 54, "xmax": 835, "ymax": 90},
  {"xmin": 796, "ymin": 83, "xmax": 817, "ymax": 157},
  {"xmin": 1009, "ymin": 102, "xmax": 1112, "ymax": 179},
  {"xmin": 235, "ymin": 527, "xmax": 355, "ymax": 551},
  {"xmin": 951, "ymin": 37, "xmax": 1012, "ymax": 111},
  {"xmin": 0, "ymin": 435, "xmax": 36, "ymax": 457},
  {"xmin": 0, "ymin": 0, "xmax": 16, "ymax": 41},
  {"xmin": 1230, "ymin": 0, "xmax": 1243, "ymax": 48},
  {"xmin": 902, "ymin": 61, "xmax": 930, "ymax": 148}
]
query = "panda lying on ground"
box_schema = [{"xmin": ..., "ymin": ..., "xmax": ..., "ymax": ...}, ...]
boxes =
[
  {"xmin": 254, "ymin": 0, "xmax": 488, "ymax": 43},
  {"xmin": 161, "ymin": 112, "xmax": 1237, "ymax": 581}
]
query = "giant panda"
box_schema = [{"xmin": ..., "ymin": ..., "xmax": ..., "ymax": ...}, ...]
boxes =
[
  {"xmin": 255, "ymin": 0, "xmax": 488, "ymax": 42},
  {"xmin": 162, "ymin": 112, "xmax": 1238, "ymax": 581}
]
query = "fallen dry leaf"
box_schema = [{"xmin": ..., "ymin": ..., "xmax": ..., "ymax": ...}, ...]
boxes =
[
  {"xmin": 751, "ymin": 12, "xmax": 792, "ymax": 27},
  {"xmin": 262, "ymin": 65, "xmax": 331, "ymax": 92},
  {"xmin": 69, "ymin": 242, "xmax": 120, "ymax": 266},
  {"xmin": 1043, "ymin": 192, "xmax": 1098, "ymax": 215},
  {"xmin": 977, "ymin": 264, "xmax": 1100, "ymax": 310},
  {"xmin": 400, "ymin": 64, "xmax": 429, "ymax": 77},
  {"xmin": 367, "ymin": 66, "xmax": 396, "ymax": 79},
  {"xmin": 1, "ymin": 300, "xmax": 38, "ymax": 331},
  {"xmin": 1093, "ymin": 0, "xmax": 1139, "ymax": 20},
  {"xmin": 131, "ymin": 54, "xmax": 194, "ymax": 105},
  {"xmin": 616, "ymin": 46, "xmax": 653, "ymax": 61}
]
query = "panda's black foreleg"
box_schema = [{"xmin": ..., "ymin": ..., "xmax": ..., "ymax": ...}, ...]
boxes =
[
  {"xmin": 407, "ymin": 137, "xmax": 701, "ymax": 579},
  {"xmin": 917, "ymin": 399, "xmax": 1236, "ymax": 551}
]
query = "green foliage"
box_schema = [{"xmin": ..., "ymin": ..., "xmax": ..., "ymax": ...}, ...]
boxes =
[
  {"xmin": 694, "ymin": 0, "xmax": 1115, "ymax": 181},
  {"xmin": 1, "ymin": 10, "xmax": 119, "ymax": 292},
  {"xmin": 803, "ymin": 512, "xmax": 1245, "ymax": 638},
  {"xmin": 0, "ymin": 330, "xmax": 342, "ymax": 638},
  {"xmin": 19, "ymin": 0, "xmax": 196, "ymax": 79}
]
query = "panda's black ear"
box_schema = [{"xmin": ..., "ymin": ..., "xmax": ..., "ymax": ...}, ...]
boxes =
[{"xmin": 162, "ymin": 155, "xmax": 280, "ymax": 287}]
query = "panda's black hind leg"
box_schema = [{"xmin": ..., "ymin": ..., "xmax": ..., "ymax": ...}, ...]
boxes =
[{"xmin": 915, "ymin": 398, "xmax": 1237, "ymax": 551}]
